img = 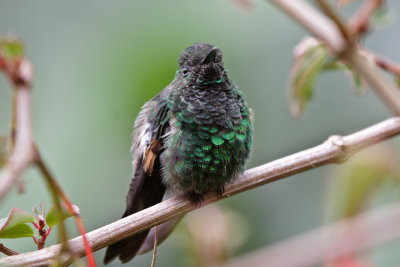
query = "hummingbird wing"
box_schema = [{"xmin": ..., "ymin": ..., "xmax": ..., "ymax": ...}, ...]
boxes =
[{"xmin": 104, "ymin": 90, "xmax": 170, "ymax": 264}]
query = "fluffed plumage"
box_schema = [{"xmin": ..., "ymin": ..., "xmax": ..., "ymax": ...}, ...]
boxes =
[{"xmin": 104, "ymin": 43, "xmax": 253, "ymax": 264}]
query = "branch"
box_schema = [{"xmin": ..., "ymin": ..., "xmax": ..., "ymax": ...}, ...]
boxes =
[
  {"xmin": 0, "ymin": 50, "xmax": 96, "ymax": 266},
  {"xmin": 1, "ymin": 117, "xmax": 399, "ymax": 266},
  {"xmin": 269, "ymin": 0, "xmax": 400, "ymax": 115},
  {"xmin": 0, "ymin": 62, "xmax": 34, "ymax": 202},
  {"xmin": 0, "ymin": 244, "xmax": 18, "ymax": 256},
  {"xmin": 348, "ymin": 0, "xmax": 383, "ymax": 35},
  {"xmin": 214, "ymin": 201, "xmax": 400, "ymax": 267}
]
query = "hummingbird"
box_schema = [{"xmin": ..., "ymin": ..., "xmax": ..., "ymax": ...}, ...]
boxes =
[{"xmin": 103, "ymin": 43, "xmax": 253, "ymax": 264}]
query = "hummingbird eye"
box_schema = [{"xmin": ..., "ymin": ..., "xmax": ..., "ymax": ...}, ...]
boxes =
[{"xmin": 182, "ymin": 67, "xmax": 189, "ymax": 76}]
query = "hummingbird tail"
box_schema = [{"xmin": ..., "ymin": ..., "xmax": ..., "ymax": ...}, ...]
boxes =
[
  {"xmin": 103, "ymin": 156, "xmax": 166, "ymax": 264},
  {"xmin": 137, "ymin": 216, "xmax": 183, "ymax": 255}
]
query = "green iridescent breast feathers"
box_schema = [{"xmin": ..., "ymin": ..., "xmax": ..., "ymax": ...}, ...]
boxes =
[
  {"xmin": 104, "ymin": 43, "xmax": 253, "ymax": 264},
  {"xmin": 159, "ymin": 43, "xmax": 253, "ymax": 194}
]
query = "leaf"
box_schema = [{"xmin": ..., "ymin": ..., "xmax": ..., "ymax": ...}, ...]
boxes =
[
  {"xmin": 0, "ymin": 208, "xmax": 35, "ymax": 238},
  {"xmin": 289, "ymin": 38, "xmax": 329, "ymax": 117},
  {"xmin": 46, "ymin": 204, "xmax": 79, "ymax": 227},
  {"xmin": 342, "ymin": 65, "xmax": 368, "ymax": 96},
  {"xmin": 323, "ymin": 59, "xmax": 368, "ymax": 96},
  {"xmin": 0, "ymin": 35, "xmax": 24, "ymax": 60}
]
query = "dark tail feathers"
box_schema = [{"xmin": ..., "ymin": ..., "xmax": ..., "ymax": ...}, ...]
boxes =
[{"xmin": 103, "ymin": 157, "xmax": 166, "ymax": 264}]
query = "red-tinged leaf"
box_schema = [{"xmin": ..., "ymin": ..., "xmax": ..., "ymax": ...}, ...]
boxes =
[
  {"xmin": 289, "ymin": 37, "xmax": 329, "ymax": 117},
  {"xmin": 46, "ymin": 204, "xmax": 79, "ymax": 227},
  {"xmin": 0, "ymin": 208, "xmax": 35, "ymax": 238}
]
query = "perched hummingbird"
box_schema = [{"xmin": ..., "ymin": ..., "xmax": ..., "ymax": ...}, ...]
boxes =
[{"xmin": 103, "ymin": 43, "xmax": 253, "ymax": 264}]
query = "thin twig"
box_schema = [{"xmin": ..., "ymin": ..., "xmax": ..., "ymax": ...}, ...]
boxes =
[
  {"xmin": 268, "ymin": 0, "xmax": 346, "ymax": 54},
  {"xmin": 151, "ymin": 226, "xmax": 159, "ymax": 267},
  {"xmin": 0, "ymin": 56, "xmax": 96, "ymax": 266},
  {"xmin": 39, "ymin": 163, "xmax": 96, "ymax": 266},
  {"xmin": 1, "ymin": 117, "xmax": 399, "ymax": 266},
  {"xmin": 373, "ymin": 54, "xmax": 400, "ymax": 76},
  {"xmin": 348, "ymin": 0, "xmax": 383, "ymax": 36},
  {"xmin": 0, "ymin": 244, "xmax": 18, "ymax": 256},
  {"xmin": 35, "ymin": 157, "xmax": 69, "ymax": 251},
  {"xmin": 316, "ymin": 0, "xmax": 351, "ymax": 41}
]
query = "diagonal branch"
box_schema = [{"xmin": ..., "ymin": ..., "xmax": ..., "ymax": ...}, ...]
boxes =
[{"xmin": 1, "ymin": 117, "xmax": 399, "ymax": 267}]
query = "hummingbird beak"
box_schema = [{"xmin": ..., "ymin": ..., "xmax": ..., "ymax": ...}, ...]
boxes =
[{"xmin": 200, "ymin": 47, "xmax": 218, "ymax": 65}]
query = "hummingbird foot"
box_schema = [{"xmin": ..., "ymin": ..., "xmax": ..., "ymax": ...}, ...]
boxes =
[
  {"xmin": 186, "ymin": 191, "xmax": 204, "ymax": 207},
  {"xmin": 216, "ymin": 186, "xmax": 225, "ymax": 197}
]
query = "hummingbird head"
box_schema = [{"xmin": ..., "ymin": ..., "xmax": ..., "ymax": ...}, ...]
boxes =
[{"xmin": 177, "ymin": 43, "xmax": 226, "ymax": 86}]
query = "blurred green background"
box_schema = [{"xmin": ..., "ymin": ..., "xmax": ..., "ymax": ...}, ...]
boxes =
[{"xmin": 1, "ymin": 0, "xmax": 400, "ymax": 266}]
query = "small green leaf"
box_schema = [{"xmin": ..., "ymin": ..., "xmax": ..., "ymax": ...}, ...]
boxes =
[
  {"xmin": 46, "ymin": 204, "xmax": 79, "ymax": 227},
  {"xmin": 289, "ymin": 43, "xmax": 329, "ymax": 117},
  {"xmin": 0, "ymin": 35, "xmax": 24, "ymax": 60},
  {"xmin": 0, "ymin": 208, "xmax": 35, "ymax": 238},
  {"xmin": 341, "ymin": 63, "xmax": 368, "ymax": 96}
]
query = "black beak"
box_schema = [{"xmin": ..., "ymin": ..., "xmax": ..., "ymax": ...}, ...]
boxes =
[{"xmin": 200, "ymin": 47, "xmax": 218, "ymax": 65}]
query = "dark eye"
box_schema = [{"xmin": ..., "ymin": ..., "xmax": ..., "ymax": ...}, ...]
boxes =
[{"xmin": 182, "ymin": 67, "xmax": 189, "ymax": 76}]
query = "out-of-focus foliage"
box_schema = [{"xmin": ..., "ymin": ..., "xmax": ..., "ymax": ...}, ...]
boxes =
[
  {"xmin": 0, "ymin": 208, "xmax": 34, "ymax": 239},
  {"xmin": 327, "ymin": 144, "xmax": 400, "ymax": 219},
  {"xmin": 289, "ymin": 37, "xmax": 368, "ymax": 117},
  {"xmin": 45, "ymin": 204, "xmax": 78, "ymax": 227},
  {"xmin": 178, "ymin": 204, "xmax": 248, "ymax": 266},
  {"xmin": 289, "ymin": 38, "xmax": 329, "ymax": 117},
  {"xmin": 0, "ymin": 35, "xmax": 24, "ymax": 60}
]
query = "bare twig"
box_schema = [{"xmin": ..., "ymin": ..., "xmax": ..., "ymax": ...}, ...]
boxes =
[
  {"xmin": 348, "ymin": 0, "xmax": 383, "ymax": 35},
  {"xmin": 213, "ymin": 201, "xmax": 400, "ymax": 267},
  {"xmin": 268, "ymin": 0, "xmax": 346, "ymax": 54},
  {"xmin": 0, "ymin": 83, "xmax": 34, "ymax": 202},
  {"xmin": 151, "ymin": 226, "xmax": 159, "ymax": 267},
  {"xmin": 1, "ymin": 117, "xmax": 399, "ymax": 267},
  {"xmin": 269, "ymin": 0, "xmax": 400, "ymax": 115},
  {"xmin": 0, "ymin": 55, "xmax": 96, "ymax": 266},
  {"xmin": 0, "ymin": 244, "xmax": 18, "ymax": 256},
  {"xmin": 373, "ymin": 54, "xmax": 400, "ymax": 77},
  {"xmin": 316, "ymin": 0, "xmax": 351, "ymax": 41}
]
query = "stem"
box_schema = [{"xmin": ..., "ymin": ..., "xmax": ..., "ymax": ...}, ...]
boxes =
[
  {"xmin": 348, "ymin": 0, "xmax": 383, "ymax": 35},
  {"xmin": 35, "ymin": 156, "xmax": 69, "ymax": 251},
  {"xmin": 151, "ymin": 226, "xmax": 158, "ymax": 267},
  {"xmin": 0, "ymin": 244, "xmax": 18, "ymax": 256},
  {"xmin": 315, "ymin": 0, "xmax": 351, "ymax": 41}
]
